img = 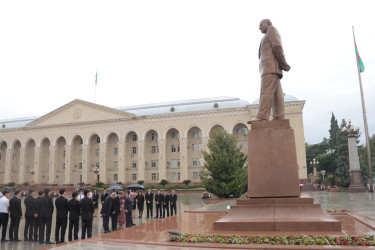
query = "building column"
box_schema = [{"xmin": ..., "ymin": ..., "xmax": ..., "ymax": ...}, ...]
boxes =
[
  {"xmin": 118, "ymin": 142, "xmax": 126, "ymax": 183},
  {"xmin": 4, "ymin": 149, "xmax": 13, "ymax": 184},
  {"xmin": 81, "ymin": 144, "xmax": 90, "ymax": 184},
  {"xmin": 158, "ymin": 139, "xmax": 167, "ymax": 181},
  {"xmin": 33, "ymin": 147, "xmax": 41, "ymax": 184},
  {"xmin": 179, "ymin": 138, "xmax": 189, "ymax": 181},
  {"xmin": 64, "ymin": 145, "xmax": 72, "ymax": 184},
  {"xmin": 48, "ymin": 146, "xmax": 56, "ymax": 184},
  {"xmin": 18, "ymin": 148, "xmax": 26, "ymax": 184},
  {"xmin": 137, "ymin": 140, "xmax": 145, "ymax": 182},
  {"xmin": 99, "ymin": 143, "xmax": 108, "ymax": 184}
]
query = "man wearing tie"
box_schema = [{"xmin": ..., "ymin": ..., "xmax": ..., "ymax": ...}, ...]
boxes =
[
  {"xmin": 101, "ymin": 192, "xmax": 115, "ymax": 233},
  {"xmin": 145, "ymin": 189, "xmax": 153, "ymax": 218},
  {"xmin": 67, "ymin": 192, "xmax": 80, "ymax": 241},
  {"xmin": 9, "ymin": 190, "xmax": 22, "ymax": 242},
  {"xmin": 125, "ymin": 192, "xmax": 135, "ymax": 228},
  {"xmin": 55, "ymin": 189, "xmax": 68, "ymax": 244},
  {"xmin": 169, "ymin": 190, "xmax": 178, "ymax": 216},
  {"xmin": 162, "ymin": 190, "xmax": 169, "ymax": 218},
  {"xmin": 154, "ymin": 189, "xmax": 162, "ymax": 219},
  {"xmin": 80, "ymin": 190, "xmax": 94, "ymax": 239},
  {"xmin": 24, "ymin": 190, "xmax": 35, "ymax": 241}
]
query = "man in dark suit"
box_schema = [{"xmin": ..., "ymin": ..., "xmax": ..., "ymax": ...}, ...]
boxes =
[
  {"xmin": 80, "ymin": 190, "xmax": 94, "ymax": 239},
  {"xmin": 39, "ymin": 188, "xmax": 54, "ymax": 244},
  {"xmin": 68, "ymin": 192, "xmax": 80, "ymax": 241},
  {"xmin": 101, "ymin": 193, "xmax": 115, "ymax": 233},
  {"xmin": 125, "ymin": 193, "xmax": 134, "ymax": 228},
  {"xmin": 92, "ymin": 189, "xmax": 99, "ymax": 217},
  {"xmin": 112, "ymin": 192, "xmax": 120, "ymax": 231},
  {"xmin": 24, "ymin": 190, "xmax": 35, "ymax": 241},
  {"xmin": 162, "ymin": 190, "xmax": 170, "ymax": 218},
  {"xmin": 145, "ymin": 189, "xmax": 153, "ymax": 218},
  {"xmin": 100, "ymin": 189, "xmax": 109, "ymax": 205},
  {"xmin": 254, "ymin": 19, "xmax": 290, "ymax": 121},
  {"xmin": 169, "ymin": 190, "xmax": 178, "ymax": 216},
  {"xmin": 154, "ymin": 189, "xmax": 162, "ymax": 218},
  {"xmin": 55, "ymin": 189, "xmax": 68, "ymax": 244},
  {"xmin": 33, "ymin": 190, "xmax": 43, "ymax": 242},
  {"xmin": 9, "ymin": 190, "xmax": 22, "ymax": 242}
]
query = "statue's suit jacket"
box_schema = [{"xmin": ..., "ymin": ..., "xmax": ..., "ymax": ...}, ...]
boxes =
[{"xmin": 259, "ymin": 26, "xmax": 288, "ymax": 78}]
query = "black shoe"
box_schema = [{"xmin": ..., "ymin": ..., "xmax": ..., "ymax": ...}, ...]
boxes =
[
  {"xmin": 146, "ymin": 216, "xmax": 149, "ymax": 218},
  {"xmin": 138, "ymin": 216, "xmax": 141, "ymax": 218},
  {"xmin": 126, "ymin": 226, "xmax": 132, "ymax": 228},
  {"xmin": 13, "ymin": 239, "xmax": 21, "ymax": 242},
  {"xmin": 39, "ymin": 241, "xmax": 45, "ymax": 244},
  {"xmin": 131, "ymin": 223, "xmax": 136, "ymax": 226},
  {"xmin": 34, "ymin": 239, "xmax": 38, "ymax": 242},
  {"xmin": 28, "ymin": 239, "xmax": 34, "ymax": 241},
  {"xmin": 1, "ymin": 239, "xmax": 9, "ymax": 242},
  {"xmin": 45, "ymin": 241, "xmax": 55, "ymax": 244}
]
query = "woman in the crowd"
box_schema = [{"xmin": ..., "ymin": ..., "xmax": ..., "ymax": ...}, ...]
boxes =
[
  {"xmin": 117, "ymin": 192, "xmax": 126, "ymax": 228},
  {"xmin": 136, "ymin": 191, "xmax": 144, "ymax": 218}
]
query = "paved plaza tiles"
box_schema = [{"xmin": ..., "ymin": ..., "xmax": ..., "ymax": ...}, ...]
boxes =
[{"xmin": 0, "ymin": 191, "xmax": 375, "ymax": 249}]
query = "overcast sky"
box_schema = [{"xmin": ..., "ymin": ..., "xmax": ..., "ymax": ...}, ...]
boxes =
[{"xmin": 0, "ymin": 0, "xmax": 374, "ymax": 145}]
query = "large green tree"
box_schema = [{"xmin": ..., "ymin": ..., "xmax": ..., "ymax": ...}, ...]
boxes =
[
  {"xmin": 335, "ymin": 119, "xmax": 350, "ymax": 187},
  {"xmin": 359, "ymin": 134, "xmax": 375, "ymax": 183},
  {"xmin": 327, "ymin": 113, "xmax": 340, "ymax": 185},
  {"xmin": 201, "ymin": 129, "xmax": 248, "ymax": 198}
]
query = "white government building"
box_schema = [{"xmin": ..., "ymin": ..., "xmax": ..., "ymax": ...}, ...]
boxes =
[{"xmin": 0, "ymin": 96, "xmax": 307, "ymax": 186}]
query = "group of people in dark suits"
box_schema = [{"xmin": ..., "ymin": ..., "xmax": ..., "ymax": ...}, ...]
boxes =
[
  {"xmin": 0, "ymin": 188, "xmax": 94, "ymax": 245},
  {"xmin": 145, "ymin": 189, "xmax": 178, "ymax": 219}
]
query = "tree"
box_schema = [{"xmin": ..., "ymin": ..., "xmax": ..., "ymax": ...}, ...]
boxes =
[
  {"xmin": 200, "ymin": 129, "xmax": 248, "ymax": 198},
  {"xmin": 23, "ymin": 182, "xmax": 29, "ymax": 187},
  {"xmin": 335, "ymin": 119, "xmax": 351, "ymax": 187},
  {"xmin": 96, "ymin": 181, "xmax": 104, "ymax": 187},
  {"xmin": 327, "ymin": 113, "xmax": 340, "ymax": 185},
  {"xmin": 359, "ymin": 134, "xmax": 375, "ymax": 183},
  {"xmin": 159, "ymin": 179, "xmax": 168, "ymax": 186},
  {"xmin": 182, "ymin": 180, "xmax": 191, "ymax": 186},
  {"xmin": 137, "ymin": 180, "xmax": 145, "ymax": 185}
]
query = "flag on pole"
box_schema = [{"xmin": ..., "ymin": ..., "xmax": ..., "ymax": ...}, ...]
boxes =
[
  {"xmin": 95, "ymin": 70, "xmax": 98, "ymax": 85},
  {"xmin": 354, "ymin": 39, "xmax": 365, "ymax": 73}
]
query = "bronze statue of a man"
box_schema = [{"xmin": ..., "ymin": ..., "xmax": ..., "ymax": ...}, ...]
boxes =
[{"xmin": 254, "ymin": 19, "xmax": 290, "ymax": 121}]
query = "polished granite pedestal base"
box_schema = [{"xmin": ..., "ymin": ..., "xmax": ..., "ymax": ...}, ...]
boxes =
[{"xmin": 213, "ymin": 198, "xmax": 341, "ymax": 231}]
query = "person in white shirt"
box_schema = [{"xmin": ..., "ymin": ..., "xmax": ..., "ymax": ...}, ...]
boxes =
[
  {"xmin": 0, "ymin": 190, "xmax": 10, "ymax": 242},
  {"xmin": 77, "ymin": 190, "xmax": 84, "ymax": 201}
]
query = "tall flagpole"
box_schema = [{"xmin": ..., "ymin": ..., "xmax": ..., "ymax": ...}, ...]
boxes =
[{"xmin": 352, "ymin": 26, "xmax": 373, "ymax": 191}]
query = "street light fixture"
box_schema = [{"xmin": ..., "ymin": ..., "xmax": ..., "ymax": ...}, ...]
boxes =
[
  {"xmin": 320, "ymin": 170, "xmax": 326, "ymax": 181},
  {"xmin": 310, "ymin": 158, "xmax": 319, "ymax": 179},
  {"xmin": 93, "ymin": 167, "xmax": 99, "ymax": 183}
]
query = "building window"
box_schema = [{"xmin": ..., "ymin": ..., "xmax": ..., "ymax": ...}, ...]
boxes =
[
  {"xmin": 62, "ymin": 163, "xmax": 65, "ymax": 170},
  {"xmin": 114, "ymin": 174, "xmax": 118, "ymax": 182},
  {"xmin": 171, "ymin": 145, "xmax": 176, "ymax": 152},
  {"xmin": 78, "ymin": 162, "xmax": 82, "ymax": 169},
  {"xmin": 243, "ymin": 128, "xmax": 248, "ymax": 136},
  {"xmin": 132, "ymin": 147, "xmax": 137, "ymax": 155},
  {"xmin": 172, "ymin": 173, "xmax": 177, "ymax": 181},
  {"xmin": 80, "ymin": 175, "xmax": 82, "ymax": 182},
  {"xmin": 199, "ymin": 158, "xmax": 204, "ymax": 166},
  {"xmin": 132, "ymin": 134, "xmax": 137, "ymax": 141},
  {"xmin": 236, "ymin": 128, "xmax": 241, "ymax": 135},
  {"xmin": 178, "ymin": 160, "xmax": 180, "ymax": 167},
  {"xmin": 151, "ymin": 146, "xmax": 158, "ymax": 153},
  {"xmin": 95, "ymin": 162, "xmax": 100, "ymax": 169},
  {"xmin": 63, "ymin": 151, "xmax": 66, "ymax": 157},
  {"xmin": 192, "ymin": 130, "xmax": 202, "ymax": 138},
  {"xmin": 114, "ymin": 148, "xmax": 118, "ymax": 155},
  {"xmin": 79, "ymin": 150, "xmax": 82, "ymax": 157},
  {"xmin": 96, "ymin": 137, "xmax": 101, "ymax": 143},
  {"xmin": 193, "ymin": 172, "xmax": 199, "ymax": 180},
  {"xmin": 151, "ymin": 173, "xmax": 157, "ymax": 181},
  {"xmin": 151, "ymin": 133, "xmax": 157, "ymax": 141},
  {"xmin": 114, "ymin": 136, "xmax": 119, "ymax": 143},
  {"xmin": 132, "ymin": 161, "xmax": 137, "ymax": 168},
  {"xmin": 177, "ymin": 145, "xmax": 180, "ymax": 152},
  {"xmin": 79, "ymin": 138, "xmax": 83, "ymax": 144},
  {"xmin": 193, "ymin": 158, "xmax": 199, "ymax": 166},
  {"xmin": 113, "ymin": 162, "xmax": 118, "ymax": 169},
  {"xmin": 178, "ymin": 172, "xmax": 181, "ymax": 180},
  {"xmin": 151, "ymin": 160, "xmax": 159, "ymax": 168},
  {"xmin": 171, "ymin": 132, "xmax": 176, "ymax": 139},
  {"xmin": 171, "ymin": 159, "xmax": 177, "ymax": 167},
  {"xmin": 132, "ymin": 174, "xmax": 137, "ymax": 181},
  {"xmin": 95, "ymin": 149, "xmax": 100, "ymax": 156}
]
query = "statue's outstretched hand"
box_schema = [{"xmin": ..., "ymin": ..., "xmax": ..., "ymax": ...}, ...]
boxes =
[{"xmin": 283, "ymin": 65, "xmax": 291, "ymax": 71}]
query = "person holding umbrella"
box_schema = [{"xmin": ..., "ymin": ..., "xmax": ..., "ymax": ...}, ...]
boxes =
[{"xmin": 136, "ymin": 191, "xmax": 144, "ymax": 218}]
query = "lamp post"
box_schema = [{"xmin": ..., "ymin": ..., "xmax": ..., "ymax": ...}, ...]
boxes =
[
  {"xmin": 93, "ymin": 167, "xmax": 99, "ymax": 184},
  {"xmin": 308, "ymin": 173, "xmax": 314, "ymax": 184},
  {"xmin": 30, "ymin": 169, "xmax": 36, "ymax": 185},
  {"xmin": 310, "ymin": 158, "xmax": 319, "ymax": 180},
  {"xmin": 321, "ymin": 170, "xmax": 326, "ymax": 181},
  {"xmin": 342, "ymin": 119, "xmax": 367, "ymax": 192}
]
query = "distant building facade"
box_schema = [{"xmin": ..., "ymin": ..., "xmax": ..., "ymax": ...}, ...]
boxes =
[{"xmin": 0, "ymin": 96, "xmax": 307, "ymax": 185}]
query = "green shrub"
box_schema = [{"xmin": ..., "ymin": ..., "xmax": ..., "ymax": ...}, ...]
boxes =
[
  {"xmin": 96, "ymin": 181, "xmax": 104, "ymax": 187},
  {"xmin": 137, "ymin": 180, "xmax": 145, "ymax": 185},
  {"xmin": 182, "ymin": 180, "xmax": 191, "ymax": 186},
  {"xmin": 159, "ymin": 179, "xmax": 168, "ymax": 186}
]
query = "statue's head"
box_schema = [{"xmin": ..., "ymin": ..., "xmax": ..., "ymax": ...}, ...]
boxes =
[{"xmin": 259, "ymin": 19, "xmax": 272, "ymax": 34}]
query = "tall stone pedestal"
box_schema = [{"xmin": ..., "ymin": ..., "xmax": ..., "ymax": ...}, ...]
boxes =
[
  {"xmin": 214, "ymin": 120, "xmax": 341, "ymax": 232},
  {"xmin": 349, "ymin": 170, "xmax": 367, "ymax": 192}
]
